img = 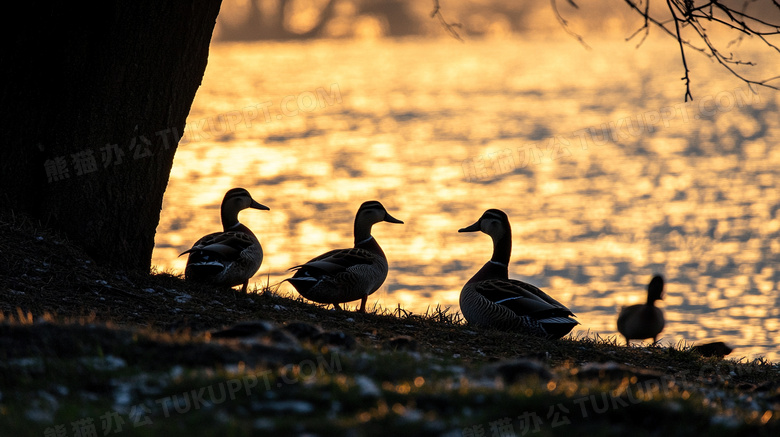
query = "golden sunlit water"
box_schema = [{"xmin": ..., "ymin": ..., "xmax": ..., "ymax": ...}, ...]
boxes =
[{"xmin": 152, "ymin": 36, "xmax": 780, "ymax": 361}]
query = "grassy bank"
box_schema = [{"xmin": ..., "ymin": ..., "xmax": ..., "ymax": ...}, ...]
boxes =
[{"xmin": 1, "ymin": 212, "xmax": 778, "ymax": 436}]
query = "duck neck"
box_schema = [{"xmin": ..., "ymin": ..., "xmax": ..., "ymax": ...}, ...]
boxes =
[
  {"xmin": 221, "ymin": 205, "xmax": 239, "ymax": 231},
  {"xmin": 467, "ymin": 234, "xmax": 511, "ymax": 284},
  {"xmin": 355, "ymin": 235, "xmax": 384, "ymax": 256},
  {"xmin": 221, "ymin": 207, "xmax": 256, "ymax": 238},
  {"xmin": 355, "ymin": 222, "xmax": 384, "ymax": 255},
  {"xmin": 646, "ymin": 293, "xmax": 659, "ymax": 306},
  {"xmin": 354, "ymin": 218, "xmax": 373, "ymax": 246},
  {"xmin": 491, "ymin": 232, "xmax": 512, "ymax": 267}
]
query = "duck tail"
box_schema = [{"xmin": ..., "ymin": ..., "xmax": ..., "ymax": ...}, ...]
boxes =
[
  {"xmin": 540, "ymin": 316, "xmax": 579, "ymax": 340},
  {"xmin": 285, "ymin": 276, "xmax": 319, "ymax": 294}
]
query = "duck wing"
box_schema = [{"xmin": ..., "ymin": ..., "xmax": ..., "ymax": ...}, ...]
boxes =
[
  {"xmin": 180, "ymin": 232, "xmax": 257, "ymax": 261},
  {"xmin": 506, "ymin": 279, "xmax": 576, "ymax": 317},
  {"xmin": 473, "ymin": 279, "xmax": 576, "ymax": 319},
  {"xmin": 289, "ymin": 247, "xmax": 378, "ymax": 277}
]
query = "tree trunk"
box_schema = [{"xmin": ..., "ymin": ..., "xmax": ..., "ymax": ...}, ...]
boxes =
[{"xmin": 0, "ymin": 1, "xmax": 223, "ymax": 270}]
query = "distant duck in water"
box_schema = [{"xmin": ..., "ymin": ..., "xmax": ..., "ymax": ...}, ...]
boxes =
[
  {"xmin": 617, "ymin": 275, "xmax": 665, "ymax": 346},
  {"xmin": 180, "ymin": 188, "xmax": 269, "ymax": 293},
  {"xmin": 458, "ymin": 209, "xmax": 579, "ymax": 339},
  {"xmin": 286, "ymin": 201, "xmax": 403, "ymax": 312}
]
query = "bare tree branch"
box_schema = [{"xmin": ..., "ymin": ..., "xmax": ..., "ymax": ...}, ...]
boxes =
[
  {"xmin": 551, "ymin": 0, "xmax": 592, "ymax": 50},
  {"xmin": 626, "ymin": 0, "xmax": 652, "ymax": 48},
  {"xmin": 622, "ymin": 0, "xmax": 780, "ymax": 100},
  {"xmin": 430, "ymin": 0, "xmax": 463, "ymax": 42},
  {"xmin": 667, "ymin": 0, "xmax": 694, "ymax": 101},
  {"xmin": 431, "ymin": 1, "xmax": 780, "ymax": 100}
]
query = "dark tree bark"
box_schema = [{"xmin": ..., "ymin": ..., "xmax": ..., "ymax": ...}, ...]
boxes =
[{"xmin": 0, "ymin": 1, "xmax": 223, "ymax": 269}]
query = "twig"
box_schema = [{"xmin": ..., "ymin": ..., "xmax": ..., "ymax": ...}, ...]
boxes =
[
  {"xmin": 430, "ymin": 0, "xmax": 463, "ymax": 42},
  {"xmin": 668, "ymin": 0, "xmax": 694, "ymax": 101},
  {"xmin": 623, "ymin": 0, "xmax": 780, "ymax": 99},
  {"xmin": 551, "ymin": 0, "xmax": 591, "ymax": 50},
  {"xmin": 626, "ymin": 0, "xmax": 651, "ymax": 48}
]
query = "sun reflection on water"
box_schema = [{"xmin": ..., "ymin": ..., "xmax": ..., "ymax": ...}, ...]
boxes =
[{"xmin": 154, "ymin": 37, "xmax": 779, "ymax": 361}]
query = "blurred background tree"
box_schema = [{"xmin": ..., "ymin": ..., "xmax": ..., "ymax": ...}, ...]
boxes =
[{"xmin": 216, "ymin": 0, "xmax": 779, "ymax": 98}]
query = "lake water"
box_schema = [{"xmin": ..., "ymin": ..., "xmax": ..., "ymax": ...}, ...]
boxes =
[{"xmin": 152, "ymin": 37, "xmax": 780, "ymax": 361}]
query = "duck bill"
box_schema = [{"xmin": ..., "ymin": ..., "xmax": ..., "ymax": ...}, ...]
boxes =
[
  {"xmin": 251, "ymin": 200, "xmax": 270, "ymax": 211},
  {"xmin": 458, "ymin": 220, "xmax": 481, "ymax": 233},
  {"xmin": 384, "ymin": 212, "xmax": 404, "ymax": 224}
]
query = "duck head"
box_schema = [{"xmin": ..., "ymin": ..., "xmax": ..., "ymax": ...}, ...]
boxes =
[
  {"xmin": 647, "ymin": 275, "xmax": 664, "ymax": 303},
  {"xmin": 221, "ymin": 188, "xmax": 270, "ymax": 229},
  {"xmin": 459, "ymin": 209, "xmax": 512, "ymax": 265},
  {"xmin": 354, "ymin": 200, "xmax": 403, "ymax": 243},
  {"xmin": 459, "ymin": 209, "xmax": 511, "ymax": 241}
]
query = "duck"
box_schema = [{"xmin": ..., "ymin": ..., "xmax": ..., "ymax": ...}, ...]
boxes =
[
  {"xmin": 458, "ymin": 209, "xmax": 578, "ymax": 339},
  {"xmin": 617, "ymin": 275, "xmax": 665, "ymax": 346},
  {"xmin": 179, "ymin": 188, "xmax": 269, "ymax": 293},
  {"xmin": 285, "ymin": 201, "xmax": 403, "ymax": 312}
]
